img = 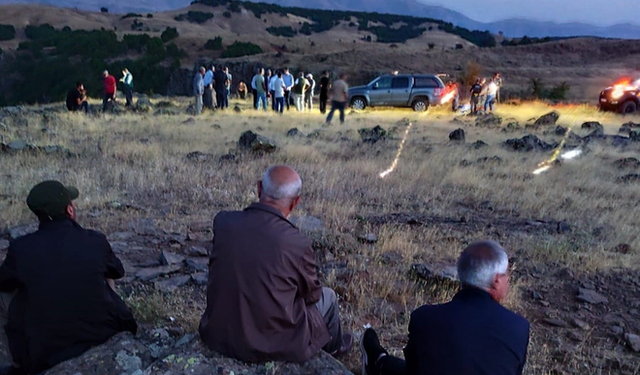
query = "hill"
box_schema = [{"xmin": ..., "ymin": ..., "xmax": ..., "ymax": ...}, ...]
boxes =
[{"xmin": 2, "ymin": 0, "xmax": 640, "ymax": 38}]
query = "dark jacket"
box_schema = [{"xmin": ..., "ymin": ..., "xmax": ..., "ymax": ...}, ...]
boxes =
[
  {"xmin": 0, "ymin": 219, "xmax": 137, "ymax": 374},
  {"xmin": 199, "ymin": 203, "xmax": 330, "ymax": 363},
  {"xmin": 404, "ymin": 288, "xmax": 530, "ymax": 375}
]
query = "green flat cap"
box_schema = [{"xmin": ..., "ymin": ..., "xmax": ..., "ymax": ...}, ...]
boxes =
[{"xmin": 26, "ymin": 180, "xmax": 79, "ymax": 218}]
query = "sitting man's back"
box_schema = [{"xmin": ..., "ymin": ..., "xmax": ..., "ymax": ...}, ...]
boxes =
[
  {"xmin": 0, "ymin": 181, "xmax": 137, "ymax": 375},
  {"xmin": 361, "ymin": 241, "xmax": 529, "ymax": 375},
  {"xmin": 200, "ymin": 165, "xmax": 351, "ymax": 363}
]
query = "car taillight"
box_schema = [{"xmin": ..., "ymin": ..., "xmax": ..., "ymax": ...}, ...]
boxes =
[{"xmin": 434, "ymin": 88, "xmax": 443, "ymax": 95}]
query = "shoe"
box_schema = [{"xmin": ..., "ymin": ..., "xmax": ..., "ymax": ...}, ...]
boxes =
[
  {"xmin": 360, "ymin": 327, "xmax": 387, "ymax": 375},
  {"xmin": 331, "ymin": 332, "xmax": 354, "ymax": 358}
]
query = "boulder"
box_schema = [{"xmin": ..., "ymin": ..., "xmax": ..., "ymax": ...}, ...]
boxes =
[
  {"xmin": 186, "ymin": 257, "xmax": 209, "ymax": 272},
  {"xmin": 136, "ymin": 265, "xmax": 182, "ymax": 282},
  {"xmin": 581, "ymin": 121, "xmax": 604, "ymax": 136},
  {"xmin": 613, "ymin": 157, "xmax": 640, "ymax": 169},
  {"xmin": 358, "ymin": 126, "xmax": 387, "ymax": 143},
  {"xmin": 502, "ymin": 121, "xmax": 521, "ymax": 132},
  {"xmin": 475, "ymin": 113, "xmax": 502, "ymax": 128},
  {"xmin": 286, "ymin": 128, "xmax": 305, "ymax": 137},
  {"xmin": 357, "ymin": 233, "xmax": 378, "ymax": 244},
  {"xmin": 619, "ymin": 122, "xmax": 640, "ymax": 134},
  {"xmin": 448, "ymin": 128, "xmax": 465, "ymax": 143},
  {"xmin": 617, "ymin": 173, "xmax": 640, "ymax": 184},
  {"xmin": 411, "ymin": 263, "xmax": 458, "ymax": 283},
  {"xmin": 233, "ymin": 105, "xmax": 242, "ymax": 113},
  {"xmin": 503, "ymin": 135, "xmax": 557, "ymax": 152},
  {"xmin": 191, "ymin": 272, "xmax": 209, "ymax": 286},
  {"xmin": 630, "ymin": 130, "xmax": 640, "ymax": 141},
  {"xmin": 576, "ymin": 287, "xmax": 608, "ymax": 304},
  {"xmin": 7, "ymin": 139, "xmax": 27, "ymax": 151},
  {"xmin": 533, "ymin": 111, "xmax": 560, "ymax": 127},
  {"xmin": 155, "ymin": 275, "xmax": 191, "ymax": 293},
  {"xmin": 625, "ymin": 333, "xmax": 640, "ymax": 352},
  {"xmin": 238, "ymin": 131, "xmax": 278, "ymax": 153},
  {"xmin": 136, "ymin": 96, "xmax": 153, "ymax": 112},
  {"xmin": 187, "ymin": 246, "xmax": 209, "ymax": 257},
  {"xmin": 160, "ymin": 250, "xmax": 186, "ymax": 266},
  {"xmin": 554, "ymin": 125, "xmax": 568, "ymax": 136},
  {"xmin": 186, "ymin": 151, "xmax": 214, "ymax": 163},
  {"xmin": 471, "ymin": 140, "xmax": 488, "ymax": 149}
]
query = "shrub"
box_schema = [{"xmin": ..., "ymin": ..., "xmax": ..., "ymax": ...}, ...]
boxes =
[
  {"xmin": 228, "ymin": 2, "xmax": 241, "ymax": 13},
  {"xmin": 266, "ymin": 26, "xmax": 296, "ymax": 37},
  {"xmin": 455, "ymin": 43, "xmax": 464, "ymax": 49},
  {"xmin": 100, "ymin": 7, "xmax": 108, "ymax": 13},
  {"xmin": 221, "ymin": 41, "xmax": 263, "ymax": 58},
  {"xmin": 548, "ymin": 82, "xmax": 571, "ymax": 100},
  {"xmin": 223, "ymin": 11, "xmax": 231, "ymax": 18},
  {"xmin": 460, "ymin": 61, "xmax": 482, "ymax": 87},
  {"xmin": 131, "ymin": 19, "xmax": 144, "ymax": 31},
  {"xmin": 166, "ymin": 43, "xmax": 187, "ymax": 58},
  {"xmin": 121, "ymin": 13, "xmax": 143, "ymax": 19},
  {"xmin": 161, "ymin": 27, "xmax": 179, "ymax": 42},
  {"xmin": 123, "ymin": 34, "xmax": 151, "ymax": 52},
  {"xmin": 204, "ymin": 36, "xmax": 223, "ymax": 50},
  {"xmin": 0, "ymin": 24, "xmax": 16, "ymax": 41},
  {"xmin": 428, "ymin": 43, "xmax": 435, "ymax": 49},
  {"xmin": 147, "ymin": 14, "xmax": 153, "ymax": 18},
  {"xmin": 175, "ymin": 11, "xmax": 214, "ymax": 24}
]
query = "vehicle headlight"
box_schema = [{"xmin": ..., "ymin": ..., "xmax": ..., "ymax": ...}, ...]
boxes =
[{"xmin": 611, "ymin": 89, "xmax": 624, "ymax": 99}]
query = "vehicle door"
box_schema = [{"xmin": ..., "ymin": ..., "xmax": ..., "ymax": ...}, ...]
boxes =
[
  {"xmin": 368, "ymin": 77, "xmax": 393, "ymax": 105},
  {"xmin": 390, "ymin": 76, "xmax": 411, "ymax": 105}
]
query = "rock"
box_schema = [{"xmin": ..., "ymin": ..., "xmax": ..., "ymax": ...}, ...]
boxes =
[
  {"xmin": 625, "ymin": 333, "xmax": 640, "ymax": 352},
  {"xmin": 557, "ymin": 221, "xmax": 572, "ymax": 234},
  {"xmin": 555, "ymin": 267, "xmax": 574, "ymax": 279},
  {"xmin": 618, "ymin": 122, "xmax": 640, "ymax": 134},
  {"xmin": 476, "ymin": 156, "xmax": 502, "ymax": 165},
  {"xmin": 608, "ymin": 243, "xmax": 631, "ymax": 254},
  {"xmin": 543, "ymin": 318, "xmax": 570, "ymax": 328},
  {"xmin": 136, "ymin": 96, "xmax": 153, "ymax": 112},
  {"xmin": 135, "ymin": 265, "xmax": 182, "ymax": 281},
  {"xmin": 630, "ymin": 130, "xmax": 640, "ymax": 141},
  {"xmin": 155, "ymin": 275, "xmax": 191, "ymax": 292},
  {"xmin": 448, "ymin": 128, "xmax": 465, "ymax": 143},
  {"xmin": 286, "ymin": 128, "xmax": 305, "ymax": 137},
  {"xmin": 238, "ymin": 131, "xmax": 278, "ymax": 153},
  {"xmin": 613, "ymin": 157, "xmax": 640, "ymax": 169},
  {"xmin": 503, "ymin": 122, "xmax": 521, "ymax": 132},
  {"xmin": 233, "ymin": 105, "xmax": 242, "ymax": 113},
  {"xmin": 0, "ymin": 239, "xmax": 9, "ymax": 251},
  {"xmin": 576, "ymin": 287, "xmax": 608, "ymax": 304},
  {"xmin": 617, "ymin": 174, "xmax": 640, "ymax": 184},
  {"xmin": 582, "ymin": 121, "xmax": 604, "ymax": 136},
  {"xmin": 186, "ymin": 257, "xmax": 209, "ymax": 272},
  {"xmin": 357, "ymin": 233, "xmax": 378, "ymax": 244},
  {"xmin": 186, "ymin": 151, "xmax": 214, "ymax": 162},
  {"xmin": 154, "ymin": 108, "xmax": 181, "ymax": 116},
  {"xmin": 554, "ymin": 125, "xmax": 568, "ymax": 136},
  {"xmin": 307, "ymin": 129, "xmax": 322, "ymax": 139},
  {"xmin": 358, "ymin": 125, "xmax": 388, "ymax": 143},
  {"xmin": 475, "ymin": 113, "xmax": 502, "ymax": 128},
  {"xmin": 44, "ymin": 332, "xmax": 153, "ymax": 375},
  {"xmin": 191, "ymin": 272, "xmax": 208, "ymax": 286},
  {"xmin": 107, "ymin": 231, "xmax": 136, "ymax": 241},
  {"xmin": 181, "ymin": 117, "xmax": 196, "ymax": 125},
  {"xmin": 8, "ymin": 223, "xmax": 38, "ymax": 240},
  {"xmin": 8, "ymin": 139, "xmax": 27, "ymax": 151},
  {"xmin": 160, "ymin": 250, "xmax": 186, "ymax": 266},
  {"xmin": 186, "ymin": 246, "xmax": 208, "ymax": 257},
  {"xmin": 503, "ymin": 134, "xmax": 557, "ymax": 152},
  {"xmin": 127, "ymin": 219, "xmax": 164, "ymax": 236},
  {"xmin": 471, "ymin": 140, "xmax": 488, "ymax": 149},
  {"xmin": 534, "ymin": 111, "xmax": 560, "ymax": 126},
  {"xmin": 411, "ymin": 263, "xmax": 458, "ymax": 282},
  {"xmin": 289, "ymin": 216, "xmax": 326, "ymax": 236},
  {"xmin": 219, "ymin": 153, "xmax": 236, "ymax": 162},
  {"xmin": 570, "ymin": 318, "xmax": 590, "ymax": 330}
]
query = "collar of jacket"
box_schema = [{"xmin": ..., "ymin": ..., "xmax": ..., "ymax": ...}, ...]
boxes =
[
  {"xmin": 38, "ymin": 217, "xmax": 82, "ymax": 231},
  {"xmin": 454, "ymin": 286, "xmax": 495, "ymax": 302},
  {"xmin": 244, "ymin": 202, "xmax": 298, "ymax": 229}
]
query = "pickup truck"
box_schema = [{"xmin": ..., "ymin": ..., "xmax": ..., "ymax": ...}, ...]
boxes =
[{"xmin": 348, "ymin": 74, "xmax": 450, "ymax": 112}]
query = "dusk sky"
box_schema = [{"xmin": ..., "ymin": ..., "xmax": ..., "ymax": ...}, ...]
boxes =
[{"xmin": 421, "ymin": 0, "xmax": 636, "ymax": 26}]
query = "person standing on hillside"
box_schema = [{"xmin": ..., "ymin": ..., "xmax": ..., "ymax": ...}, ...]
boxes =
[
  {"xmin": 251, "ymin": 68, "xmax": 260, "ymax": 109},
  {"xmin": 484, "ymin": 78, "xmax": 499, "ymax": 113},
  {"xmin": 493, "ymin": 72, "xmax": 503, "ymax": 103},
  {"xmin": 193, "ymin": 66, "xmax": 205, "ymax": 116},
  {"xmin": 269, "ymin": 70, "xmax": 278, "ymax": 111},
  {"xmin": 253, "ymin": 68, "xmax": 267, "ymax": 111},
  {"xmin": 264, "ymin": 69, "xmax": 273, "ymax": 110},
  {"xmin": 119, "ymin": 68, "xmax": 134, "ymax": 108},
  {"xmin": 469, "ymin": 78, "xmax": 482, "ymax": 115},
  {"xmin": 273, "ymin": 71, "xmax": 286, "ymax": 114},
  {"xmin": 304, "ymin": 73, "xmax": 316, "ymax": 111},
  {"xmin": 282, "ymin": 67, "xmax": 294, "ymax": 111},
  {"xmin": 203, "ymin": 65, "xmax": 215, "ymax": 111},
  {"xmin": 292, "ymin": 72, "xmax": 309, "ymax": 112},
  {"xmin": 66, "ymin": 82, "xmax": 89, "ymax": 114},
  {"xmin": 214, "ymin": 65, "xmax": 229, "ymax": 110},
  {"xmin": 224, "ymin": 67, "xmax": 232, "ymax": 109},
  {"xmin": 318, "ymin": 71, "xmax": 331, "ymax": 114},
  {"xmin": 325, "ymin": 73, "xmax": 348, "ymax": 125},
  {"xmin": 101, "ymin": 70, "xmax": 117, "ymax": 112}
]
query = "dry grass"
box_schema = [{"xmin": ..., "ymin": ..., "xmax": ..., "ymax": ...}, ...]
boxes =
[{"xmin": 2, "ymin": 98, "xmax": 640, "ymax": 374}]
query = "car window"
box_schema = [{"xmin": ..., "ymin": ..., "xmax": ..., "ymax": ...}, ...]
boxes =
[
  {"xmin": 392, "ymin": 77, "xmax": 410, "ymax": 89},
  {"xmin": 414, "ymin": 77, "xmax": 440, "ymax": 88},
  {"xmin": 374, "ymin": 77, "xmax": 392, "ymax": 89}
]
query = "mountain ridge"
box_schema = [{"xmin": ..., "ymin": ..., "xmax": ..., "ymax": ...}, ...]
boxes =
[{"xmin": 0, "ymin": 0, "xmax": 639, "ymax": 39}]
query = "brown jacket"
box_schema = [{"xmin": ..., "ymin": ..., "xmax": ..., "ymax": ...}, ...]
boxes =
[{"xmin": 199, "ymin": 203, "xmax": 330, "ymax": 363}]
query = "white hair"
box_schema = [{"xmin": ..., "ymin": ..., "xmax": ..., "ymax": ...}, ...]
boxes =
[
  {"xmin": 457, "ymin": 241, "xmax": 508, "ymax": 290},
  {"xmin": 261, "ymin": 167, "xmax": 302, "ymax": 200}
]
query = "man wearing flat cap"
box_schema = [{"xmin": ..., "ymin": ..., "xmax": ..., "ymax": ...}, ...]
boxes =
[{"xmin": 0, "ymin": 181, "xmax": 137, "ymax": 375}]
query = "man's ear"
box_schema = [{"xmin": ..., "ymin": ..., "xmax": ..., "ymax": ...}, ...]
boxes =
[
  {"xmin": 257, "ymin": 181, "xmax": 263, "ymax": 199},
  {"xmin": 290, "ymin": 196, "xmax": 302, "ymax": 211},
  {"xmin": 66, "ymin": 203, "xmax": 76, "ymax": 219}
]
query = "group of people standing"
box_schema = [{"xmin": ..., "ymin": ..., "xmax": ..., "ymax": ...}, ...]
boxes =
[
  {"xmin": 468, "ymin": 72, "xmax": 502, "ymax": 114},
  {"xmin": 246, "ymin": 68, "xmax": 326, "ymax": 113},
  {"xmin": 193, "ymin": 65, "xmax": 232, "ymax": 115}
]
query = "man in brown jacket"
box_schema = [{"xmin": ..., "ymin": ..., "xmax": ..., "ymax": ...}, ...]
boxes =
[{"xmin": 199, "ymin": 165, "xmax": 352, "ymax": 363}]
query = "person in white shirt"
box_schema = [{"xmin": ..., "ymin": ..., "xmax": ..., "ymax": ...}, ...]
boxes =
[
  {"xmin": 484, "ymin": 79, "xmax": 499, "ymax": 113},
  {"xmin": 203, "ymin": 66, "xmax": 215, "ymax": 110},
  {"xmin": 269, "ymin": 72, "xmax": 278, "ymax": 111},
  {"xmin": 304, "ymin": 73, "xmax": 316, "ymax": 111},
  {"xmin": 273, "ymin": 71, "xmax": 286, "ymax": 114}
]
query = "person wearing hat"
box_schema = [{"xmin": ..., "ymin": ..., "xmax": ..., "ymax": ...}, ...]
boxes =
[
  {"xmin": 0, "ymin": 181, "xmax": 137, "ymax": 375},
  {"xmin": 304, "ymin": 73, "xmax": 316, "ymax": 111},
  {"xmin": 102, "ymin": 70, "xmax": 117, "ymax": 112}
]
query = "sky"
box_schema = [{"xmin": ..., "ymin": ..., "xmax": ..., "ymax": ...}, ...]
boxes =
[{"xmin": 421, "ymin": 0, "xmax": 636, "ymax": 26}]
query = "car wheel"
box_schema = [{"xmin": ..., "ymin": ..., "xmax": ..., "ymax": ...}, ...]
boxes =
[
  {"xmin": 620, "ymin": 101, "xmax": 637, "ymax": 114},
  {"xmin": 412, "ymin": 99, "xmax": 429, "ymax": 112},
  {"xmin": 351, "ymin": 97, "xmax": 366, "ymax": 110}
]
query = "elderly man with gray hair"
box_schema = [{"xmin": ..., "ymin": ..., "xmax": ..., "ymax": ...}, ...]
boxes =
[
  {"xmin": 199, "ymin": 165, "xmax": 353, "ymax": 363},
  {"xmin": 360, "ymin": 241, "xmax": 530, "ymax": 375},
  {"xmin": 193, "ymin": 66, "xmax": 206, "ymax": 115}
]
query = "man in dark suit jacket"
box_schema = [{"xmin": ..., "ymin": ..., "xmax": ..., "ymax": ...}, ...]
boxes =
[
  {"xmin": 0, "ymin": 181, "xmax": 137, "ymax": 375},
  {"xmin": 199, "ymin": 165, "xmax": 352, "ymax": 363},
  {"xmin": 360, "ymin": 241, "xmax": 530, "ymax": 375}
]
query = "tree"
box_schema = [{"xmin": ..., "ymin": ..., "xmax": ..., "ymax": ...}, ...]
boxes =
[
  {"xmin": 204, "ymin": 36, "xmax": 223, "ymax": 50},
  {"xmin": 161, "ymin": 27, "xmax": 179, "ymax": 42},
  {"xmin": 0, "ymin": 24, "xmax": 16, "ymax": 41},
  {"xmin": 100, "ymin": 7, "xmax": 108, "ymax": 13}
]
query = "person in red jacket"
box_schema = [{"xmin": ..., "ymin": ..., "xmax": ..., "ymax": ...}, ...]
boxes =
[{"xmin": 102, "ymin": 70, "xmax": 117, "ymax": 112}]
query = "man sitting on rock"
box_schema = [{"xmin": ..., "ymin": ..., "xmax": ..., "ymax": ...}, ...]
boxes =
[
  {"xmin": 360, "ymin": 240, "xmax": 530, "ymax": 375},
  {"xmin": 0, "ymin": 181, "xmax": 137, "ymax": 375},
  {"xmin": 200, "ymin": 165, "xmax": 353, "ymax": 363}
]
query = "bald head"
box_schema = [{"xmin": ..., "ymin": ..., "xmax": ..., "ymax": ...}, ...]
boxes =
[
  {"xmin": 260, "ymin": 166, "xmax": 302, "ymax": 201},
  {"xmin": 457, "ymin": 240, "xmax": 508, "ymax": 291}
]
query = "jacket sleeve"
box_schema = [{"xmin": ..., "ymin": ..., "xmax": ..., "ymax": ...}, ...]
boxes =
[
  {"xmin": 518, "ymin": 322, "xmax": 531, "ymax": 375},
  {"xmin": 0, "ymin": 244, "xmax": 22, "ymax": 293},
  {"xmin": 297, "ymin": 245, "xmax": 323, "ymax": 305},
  {"xmin": 104, "ymin": 240, "xmax": 125, "ymax": 280},
  {"xmin": 403, "ymin": 312, "xmax": 419, "ymax": 375}
]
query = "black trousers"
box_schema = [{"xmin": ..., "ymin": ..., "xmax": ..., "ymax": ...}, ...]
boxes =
[
  {"xmin": 319, "ymin": 92, "xmax": 328, "ymax": 113},
  {"xmin": 284, "ymin": 90, "xmax": 291, "ymax": 110},
  {"xmin": 252, "ymin": 89, "xmax": 258, "ymax": 109},
  {"xmin": 216, "ymin": 91, "xmax": 225, "ymax": 109},
  {"xmin": 377, "ymin": 355, "xmax": 408, "ymax": 375}
]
